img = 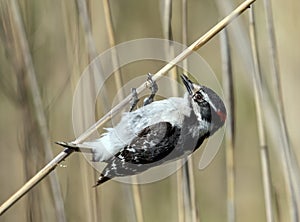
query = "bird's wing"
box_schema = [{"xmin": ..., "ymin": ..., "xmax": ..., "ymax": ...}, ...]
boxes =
[
  {"xmin": 115, "ymin": 121, "xmax": 181, "ymax": 164},
  {"xmin": 99, "ymin": 122, "xmax": 181, "ymax": 180}
]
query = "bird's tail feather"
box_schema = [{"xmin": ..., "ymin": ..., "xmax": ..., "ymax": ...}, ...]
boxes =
[
  {"xmin": 93, "ymin": 174, "xmax": 111, "ymax": 187},
  {"xmin": 55, "ymin": 141, "xmax": 93, "ymax": 153}
]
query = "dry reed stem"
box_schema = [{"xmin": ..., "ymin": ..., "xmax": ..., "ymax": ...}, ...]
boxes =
[
  {"xmin": 161, "ymin": 1, "xmax": 198, "ymax": 221},
  {"xmin": 76, "ymin": 0, "xmax": 109, "ymax": 110},
  {"xmin": 103, "ymin": 0, "xmax": 144, "ymax": 221},
  {"xmin": 186, "ymin": 159, "xmax": 198, "ymax": 222},
  {"xmin": 0, "ymin": 0, "xmax": 67, "ymax": 220},
  {"xmin": 131, "ymin": 183, "xmax": 144, "ymax": 222},
  {"xmin": 176, "ymin": 166, "xmax": 185, "ymax": 222},
  {"xmin": 160, "ymin": 0, "xmax": 186, "ymax": 221},
  {"xmin": 249, "ymin": 6, "xmax": 275, "ymax": 222},
  {"xmin": 66, "ymin": 7, "xmax": 98, "ymax": 219},
  {"xmin": 180, "ymin": 0, "xmax": 198, "ymax": 221},
  {"xmin": 0, "ymin": 148, "xmax": 74, "ymax": 216},
  {"xmin": 102, "ymin": 0, "xmax": 124, "ymax": 99},
  {"xmin": 263, "ymin": 0, "xmax": 300, "ymax": 220},
  {"xmin": 0, "ymin": 0, "xmax": 256, "ymax": 215},
  {"xmin": 220, "ymin": 29, "xmax": 236, "ymax": 222},
  {"xmin": 161, "ymin": 0, "xmax": 178, "ymax": 96},
  {"xmin": 76, "ymin": 0, "xmax": 104, "ymax": 220}
]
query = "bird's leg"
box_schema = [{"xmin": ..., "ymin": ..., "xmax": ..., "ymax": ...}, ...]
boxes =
[
  {"xmin": 129, "ymin": 74, "xmax": 158, "ymax": 111},
  {"xmin": 129, "ymin": 88, "xmax": 140, "ymax": 112},
  {"xmin": 143, "ymin": 73, "xmax": 158, "ymax": 106}
]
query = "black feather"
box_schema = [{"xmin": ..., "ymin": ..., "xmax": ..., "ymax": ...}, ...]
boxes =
[{"xmin": 98, "ymin": 122, "xmax": 181, "ymax": 182}]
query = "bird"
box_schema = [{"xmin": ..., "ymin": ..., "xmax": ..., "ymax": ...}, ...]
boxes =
[{"xmin": 57, "ymin": 74, "xmax": 226, "ymax": 187}]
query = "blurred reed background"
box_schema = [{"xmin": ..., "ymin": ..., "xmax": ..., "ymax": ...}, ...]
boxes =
[{"xmin": 0, "ymin": 0, "xmax": 300, "ymax": 221}]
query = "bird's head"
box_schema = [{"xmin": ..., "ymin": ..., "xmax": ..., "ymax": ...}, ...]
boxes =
[{"xmin": 181, "ymin": 74, "xmax": 227, "ymax": 133}]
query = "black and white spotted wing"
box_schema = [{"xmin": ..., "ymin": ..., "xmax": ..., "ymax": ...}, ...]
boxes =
[{"xmin": 97, "ymin": 122, "xmax": 181, "ymax": 183}]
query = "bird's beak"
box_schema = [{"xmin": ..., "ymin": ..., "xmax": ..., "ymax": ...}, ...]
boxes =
[{"xmin": 181, "ymin": 74, "xmax": 199, "ymax": 95}]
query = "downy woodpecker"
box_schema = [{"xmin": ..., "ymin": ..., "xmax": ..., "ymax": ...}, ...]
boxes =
[{"xmin": 57, "ymin": 74, "xmax": 226, "ymax": 186}]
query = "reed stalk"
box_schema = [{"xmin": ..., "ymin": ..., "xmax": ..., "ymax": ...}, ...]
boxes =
[
  {"xmin": 249, "ymin": 6, "xmax": 274, "ymax": 222},
  {"xmin": 220, "ymin": 29, "xmax": 236, "ymax": 222},
  {"xmin": 0, "ymin": 1, "xmax": 66, "ymax": 221},
  {"xmin": 102, "ymin": 1, "xmax": 144, "ymax": 221},
  {"xmin": 180, "ymin": 0, "xmax": 198, "ymax": 221},
  {"xmin": 263, "ymin": 0, "xmax": 300, "ymax": 220},
  {"xmin": 160, "ymin": 0, "xmax": 186, "ymax": 221}
]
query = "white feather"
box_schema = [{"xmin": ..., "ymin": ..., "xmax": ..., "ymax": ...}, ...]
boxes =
[{"xmin": 83, "ymin": 94, "xmax": 192, "ymax": 162}]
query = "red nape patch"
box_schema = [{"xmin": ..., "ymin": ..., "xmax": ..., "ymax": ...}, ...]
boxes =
[{"xmin": 216, "ymin": 110, "xmax": 227, "ymax": 122}]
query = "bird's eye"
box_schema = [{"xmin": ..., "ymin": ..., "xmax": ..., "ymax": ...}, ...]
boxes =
[{"xmin": 193, "ymin": 92, "xmax": 203, "ymax": 101}]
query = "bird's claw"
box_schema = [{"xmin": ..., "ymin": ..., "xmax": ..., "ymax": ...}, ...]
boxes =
[
  {"xmin": 129, "ymin": 88, "xmax": 140, "ymax": 112},
  {"xmin": 144, "ymin": 73, "xmax": 158, "ymax": 106}
]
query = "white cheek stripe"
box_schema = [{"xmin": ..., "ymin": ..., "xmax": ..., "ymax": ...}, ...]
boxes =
[
  {"xmin": 203, "ymin": 94, "xmax": 218, "ymax": 112},
  {"xmin": 192, "ymin": 84, "xmax": 219, "ymax": 113}
]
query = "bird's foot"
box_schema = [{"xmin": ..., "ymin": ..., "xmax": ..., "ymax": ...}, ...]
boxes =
[
  {"xmin": 143, "ymin": 73, "xmax": 158, "ymax": 106},
  {"xmin": 92, "ymin": 174, "xmax": 111, "ymax": 187},
  {"xmin": 129, "ymin": 88, "xmax": 140, "ymax": 112}
]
